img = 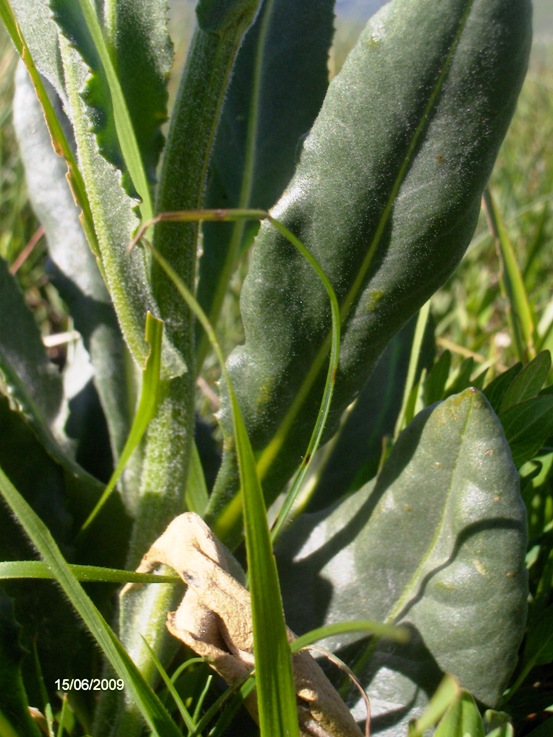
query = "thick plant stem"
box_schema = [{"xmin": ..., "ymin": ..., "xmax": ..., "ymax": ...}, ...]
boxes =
[{"xmin": 106, "ymin": 6, "xmax": 261, "ymax": 735}]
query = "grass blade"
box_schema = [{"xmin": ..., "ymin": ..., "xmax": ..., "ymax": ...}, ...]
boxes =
[
  {"xmin": 0, "ymin": 466, "xmax": 182, "ymax": 737},
  {"xmin": 483, "ymin": 188, "xmax": 536, "ymax": 361},
  {"xmin": 80, "ymin": 312, "xmax": 164, "ymax": 531},
  {"xmin": 131, "ymin": 223, "xmax": 300, "ymax": 737},
  {"xmin": 70, "ymin": 0, "xmax": 154, "ymax": 220},
  {"xmin": 290, "ymin": 620, "xmax": 410, "ymax": 653},
  {"xmin": 0, "ymin": 560, "xmax": 178, "ymax": 584}
]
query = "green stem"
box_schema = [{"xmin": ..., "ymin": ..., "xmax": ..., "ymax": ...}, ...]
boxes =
[
  {"xmin": 153, "ymin": 10, "xmax": 261, "ymax": 358},
  {"xmin": 112, "ymin": 8, "xmax": 262, "ymax": 734}
]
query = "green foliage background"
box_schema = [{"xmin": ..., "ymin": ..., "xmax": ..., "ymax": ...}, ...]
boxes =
[{"xmin": 0, "ymin": 2, "xmax": 552, "ymax": 736}]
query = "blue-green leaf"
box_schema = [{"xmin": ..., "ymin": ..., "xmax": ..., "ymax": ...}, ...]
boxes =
[
  {"xmin": 198, "ymin": 0, "xmax": 335, "ymax": 360},
  {"xmin": 12, "ymin": 64, "xmax": 139, "ymax": 490},
  {"xmin": 213, "ymin": 0, "xmax": 532, "ymax": 517},
  {"xmin": 277, "ymin": 389, "xmax": 527, "ymax": 733}
]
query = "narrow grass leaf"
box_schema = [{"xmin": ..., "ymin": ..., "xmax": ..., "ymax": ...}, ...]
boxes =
[
  {"xmin": 408, "ymin": 674, "xmax": 461, "ymax": 737},
  {"xmin": 424, "ymin": 350, "xmax": 452, "ymax": 405},
  {"xmin": 51, "ymin": 0, "xmax": 153, "ymax": 219},
  {"xmin": 434, "ymin": 690, "xmax": 485, "ymax": 737},
  {"xmin": 185, "ymin": 441, "xmax": 210, "ymax": 515},
  {"xmin": 268, "ymin": 215, "xmax": 340, "ymax": 541},
  {"xmin": 0, "ymin": 560, "xmax": 178, "ymax": 584},
  {"xmin": 142, "ymin": 639, "xmax": 198, "ymax": 734},
  {"xmin": 484, "ymin": 189, "xmax": 536, "ymax": 362},
  {"xmin": 104, "ymin": 0, "xmax": 172, "ymax": 185},
  {"xmin": 394, "ymin": 300, "xmax": 431, "ymax": 436},
  {"xmin": 80, "ymin": 312, "xmax": 164, "ymax": 531},
  {"xmin": 290, "ymin": 620, "xmax": 409, "ymax": 653},
  {"xmin": 132, "ymin": 225, "xmax": 300, "ymax": 737},
  {"xmin": 0, "ymin": 467, "xmax": 182, "ymax": 737}
]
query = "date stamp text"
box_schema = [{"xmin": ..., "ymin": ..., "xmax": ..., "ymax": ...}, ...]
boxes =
[{"xmin": 54, "ymin": 678, "xmax": 124, "ymax": 692}]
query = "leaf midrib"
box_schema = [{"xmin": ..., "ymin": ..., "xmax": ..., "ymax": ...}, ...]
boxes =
[{"xmin": 384, "ymin": 396, "xmax": 474, "ymax": 625}]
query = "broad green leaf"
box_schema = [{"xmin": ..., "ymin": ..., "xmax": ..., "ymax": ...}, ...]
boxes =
[
  {"xmin": 2, "ymin": 0, "xmax": 99, "ymax": 263},
  {"xmin": 12, "ymin": 64, "xmax": 139, "ymax": 490},
  {"xmin": 499, "ymin": 351, "xmax": 551, "ymax": 412},
  {"xmin": 8, "ymin": 0, "xmax": 66, "ymax": 99},
  {"xmin": 0, "ymin": 394, "xmax": 71, "ymax": 562},
  {"xmin": 277, "ymin": 389, "xmax": 527, "ymax": 734},
  {"xmin": 196, "ymin": 0, "xmax": 260, "ymax": 33},
  {"xmin": 0, "ymin": 256, "xmax": 64, "ymax": 439},
  {"xmin": 125, "ymin": 4, "xmax": 265, "ymax": 609},
  {"xmin": 0, "ymin": 466, "xmax": 183, "ymax": 737},
  {"xmin": 56, "ymin": 32, "xmax": 167, "ymax": 368},
  {"xmin": 152, "ymin": 0, "xmax": 261, "ymax": 360},
  {"xmin": 0, "ymin": 592, "xmax": 40, "ymax": 737},
  {"xmin": 213, "ymin": 0, "xmax": 532, "ymax": 518},
  {"xmin": 207, "ymin": 0, "xmax": 334, "ymax": 210},
  {"xmin": 500, "ymin": 396, "xmax": 553, "ymax": 468},
  {"xmin": 8, "ymin": 0, "xmax": 180, "ymax": 374},
  {"xmin": 198, "ymin": 0, "xmax": 335, "ymax": 362}
]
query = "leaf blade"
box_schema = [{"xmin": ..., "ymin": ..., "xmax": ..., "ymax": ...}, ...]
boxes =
[
  {"xmin": 214, "ymin": 0, "xmax": 532, "ymax": 513},
  {"xmin": 277, "ymin": 389, "xmax": 528, "ymax": 731}
]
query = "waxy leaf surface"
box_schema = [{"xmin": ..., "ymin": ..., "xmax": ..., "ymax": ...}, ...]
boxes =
[
  {"xmin": 213, "ymin": 0, "xmax": 532, "ymax": 518},
  {"xmin": 277, "ymin": 389, "xmax": 528, "ymax": 734}
]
